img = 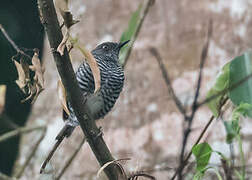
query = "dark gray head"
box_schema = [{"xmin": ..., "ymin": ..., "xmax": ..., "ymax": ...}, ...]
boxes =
[{"xmin": 91, "ymin": 40, "xmax": 130, "ymax": 63}]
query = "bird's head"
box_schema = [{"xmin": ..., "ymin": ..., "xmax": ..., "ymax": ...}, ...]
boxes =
[{"xmin": 91, "ymin": 40, "xmax": 130, "ymax": 63}]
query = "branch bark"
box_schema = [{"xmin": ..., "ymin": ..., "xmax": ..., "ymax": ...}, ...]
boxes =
[{"xmin": 37, "ymin": 0, "xmax": 119, "ymax": 179}]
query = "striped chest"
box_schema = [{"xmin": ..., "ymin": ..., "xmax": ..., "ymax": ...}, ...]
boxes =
[{"xmin": 76, "ymin": 59, "xmax": 124, "ymax": 119}]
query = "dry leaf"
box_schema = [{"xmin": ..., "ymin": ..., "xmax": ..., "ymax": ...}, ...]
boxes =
[
  {"xmin": 76, "ymin": 44, "xmax": 101, "ymax": 93},
  {"xmin": 15, "ymin": 49, "xmax": 45, "ymax": 104},
  {"xmin": 14, "ymin": 58, "xmax": 29, "ymax": 93},
  {"xmin": 21, "ymin": 49, "xmax": 45, "ymax": 104},
  {"xmin": 30, "ymin": 49, "xmax": 45, "ymax": 89},
  {"xmin": 57, "ymin": 80, "xmax": 70, "ymax": 115},
  {"xmin": 57, "ymin": 31, "xmax": 69, "ymax": 56},
  {"xmin": 21, "ymin": 83, "xmax": 36, "ymax": 103},
  {"xmin": 0, "ymin": 85, "xmax": 6, "ymax": 114}
]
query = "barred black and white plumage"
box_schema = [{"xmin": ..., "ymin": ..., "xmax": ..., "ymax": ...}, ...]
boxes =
[
  {"xmin": 62, "ymin": 41, "xmax": 126, "ymax": 136},
  {"xmin": 76, "ymin": 52, "xmax": 124, "ymax": 120},
  {"xmin": 40, "ymin": 41, "xmax": 129, "ymax": 173}
]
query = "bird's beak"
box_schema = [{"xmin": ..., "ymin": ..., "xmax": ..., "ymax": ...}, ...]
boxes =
[{"xmin": 118, "ymin": 40, "xmax": 130, "ymax": 50}]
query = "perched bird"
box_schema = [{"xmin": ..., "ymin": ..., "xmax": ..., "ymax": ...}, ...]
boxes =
[{"xmin": 40, "ymin": 40, "xmax": 129, "ymax": 173}]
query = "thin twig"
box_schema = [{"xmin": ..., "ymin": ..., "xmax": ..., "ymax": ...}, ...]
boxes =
[
  {"xmin": 14, "ymin": 126, "xmax": 47, "ymax": 178},
  {"xmin": 0, "ymin": 125, "xmax": 46, "ymax": 143},
  {"xmin": 171, "ymin": 96, "xmax": 228, "ymax": 180},
  {"xmin": 0, "ymin": 172, "xmax": 16, "ymax": 180},
  {"xmin": 0, "ymin": 24, "xmax": 32, "ymax": 60},
  {"xmin": 149, "ymin": 47, "xmax": 186, "ymax": 115},
  {"xmin": 177, "ymin": 21, "xmax": 212, "ymax": 180},
  {"xmin": 120, "ymin": 0, "xmax": 154, "ymax": 67},
  {"xmin": 55, "ymin": 137, "xmax": 86, "ymax": 180}
]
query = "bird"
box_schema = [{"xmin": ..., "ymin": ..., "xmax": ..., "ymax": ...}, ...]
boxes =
[{"xmin": 40, "ymin": 40, "xmax": 129, "ymax": 173}]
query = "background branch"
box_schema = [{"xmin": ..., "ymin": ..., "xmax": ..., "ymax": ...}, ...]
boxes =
[
  {"xmin": 0, "ymin": 172, "xmax": 16, "ymax": 180},
  {"xmin": 56, "ymin": 137, "xmax": 86, "ymax": 180},
  {"xmin": 0, "ymin": 24, "xmax": 32, "ymax": 60},
  {"xmin": 120, "ymin": 0, "xmax": 154, "ymax": 67},
  {"xmin": 0, "ymin": 125, "xmax": 45, "ymax": 143},
  {"xmin": 149, "ymin": 47, "xmax": 186, "ymax": 115},
  {"xmin": 14, "ymin": 126, "xmax": 47, "ymax": 178}
]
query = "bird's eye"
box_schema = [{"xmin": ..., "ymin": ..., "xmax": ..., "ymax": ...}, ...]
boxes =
[{"xmin": 102, "ymin": 45, "xmax": 108, "ymax": 50}]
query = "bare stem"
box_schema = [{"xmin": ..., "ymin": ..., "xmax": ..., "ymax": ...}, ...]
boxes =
[
  {"xmin": 0, "ymin": 172, "xmax": 16, "ymax": 180},
  {"xmin": 14, "ymin": 127, "xmax": 47, "ymax": 178},
  {"xmin": 56, "ymin": 137, "xmax": 86, "ymax": 180},
  {"xmin": 0, "ymin": 24, "xmax": 32, "ymax": 60},
  {"xmin": 171, "ymin": 97, "xmax": 228, "ymax": 180},
  {"xmin": 0, "ymin": 125, "xmax": 46, "ymax": 143},
  {"xmin": 120, "ymin": 0, "xmax": 154, "ymax": 67},
  {"xmin": 149, "ymin": 47, "xmax": 186, "ymax": 115}
]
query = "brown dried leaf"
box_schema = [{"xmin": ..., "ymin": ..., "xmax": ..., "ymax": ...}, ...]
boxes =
[
  {"xmin": 57, "ymin": 31, "xmax": 69, "ymax": 56},
  {"xmin": 76, "ymin": 44, "xmax": 101, "ymax": 93},
  {"xmin": 21, "ymin": 83, "xmax": 36, "ymax": 103},
  {"xmin": 57, "ymin": 80, "xmax": 70, "ymax": 115},
  {"xmin": 0, "ymin": 85, "xmax": 6, "ymax": 114},
  {"xmin": 30, "ymin": 49, "xmax": 45, "ymax": 89},
  {"xmin": 14, "ymin": 57, "xmax": 30, "ymax": 93},
  {"xmin": 20, "ymin": 49, "xmax": 45, "ymax": 104}
]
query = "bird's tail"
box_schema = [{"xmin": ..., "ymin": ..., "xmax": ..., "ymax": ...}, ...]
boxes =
[{"xmin": 40, "ymin": 124, "xmax": 75, "ymax": 173}]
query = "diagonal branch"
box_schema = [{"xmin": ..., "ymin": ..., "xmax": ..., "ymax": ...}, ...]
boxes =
[
  {"xmin": 167, "ymin": 20, "xmax": 212, "ymax": 180},
  {"xmin": 14, "ymin": 126, "xmax": 47, "ymax": 178},
  {"xmin": 56, "ymin": 137, "xmax": 86, "ymax": 180},
  {"xmin": 0, "ymin": 125, "xmax": 45, "ymax": 143},
  {"xmin": 121, "ymin": 0, "xmax": 154, "ymax": 67},
  {"xmin": 0, "ymin": 24, "xmax": 32, "ymax": 60},
  {"xmin": 197, "ymin": 72, "xmax": 252, "ymax": 107},
  {"xmin": 37, "ymin": 0, "xmax": 119, "ymax": 179},
  {"xmin": 192, "ymin": 20, "xmax": 213, "ymax": 112},
  {"xmin": 149, "ymin": 47, "xmax": 186, "ymax": 115}
]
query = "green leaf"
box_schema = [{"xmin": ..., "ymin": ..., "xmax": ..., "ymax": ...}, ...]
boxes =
[
  {"xmin": 232, "ymin": 103, "xmax": 252, "ymax": 121},
  {"xmin": 224, "ymin": 120, "xmax": 239, "ymax": 144},
  {"xmin": 119, "ymin": 3, "xmax": 142, "ymax": 64},
  {"xmin": 229, "ymin": 52, "xmax": 252, "ymax": 117},
  {"xmin": 206, "ymin": 63, "xmax": 230, "ymax": 117},
  {"xmin": 193, "ymin": 171, "xmax": 204, "ymax": 180},
  {"xmin": 192, "ymin": 143, "xmax": 213, "ymax": 172},
  {"xmin": 224, "ymin": 103, "xmax": 252, "ymax": 144}
]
